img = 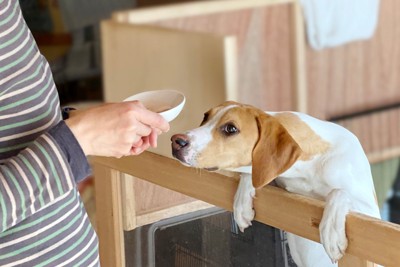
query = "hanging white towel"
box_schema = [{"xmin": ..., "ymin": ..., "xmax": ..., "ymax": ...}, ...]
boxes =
[{"xmin": 299, "ymin": 0, "xmax": 380, "ymax": 50}]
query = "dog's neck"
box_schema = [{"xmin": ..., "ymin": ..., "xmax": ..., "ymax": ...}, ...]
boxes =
[{"xmin": 225, "ymin": 166, "xmax": 252, "ymax": 173}]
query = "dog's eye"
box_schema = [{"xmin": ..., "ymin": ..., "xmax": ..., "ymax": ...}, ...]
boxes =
[{"xmin": 222, "ymin": 123, "xmax": 239, "ymax": 136}]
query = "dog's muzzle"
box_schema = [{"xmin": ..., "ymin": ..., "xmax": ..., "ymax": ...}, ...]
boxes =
[{"xmin": 171, "ymin": 134, "xmax": 190, "ymax": 162}]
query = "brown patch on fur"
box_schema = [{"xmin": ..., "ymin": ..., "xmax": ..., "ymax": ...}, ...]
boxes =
[
  {"xmin": 274, "ymin": 113, "xmax": 331, "ymax": 160},
  {"xmin": 195, "ymin": 102, "xmax": 303, "ymax": 188},
  {"xmin": 252, "ymin": 112, "xmax": 303, "ymax": 188},
  {"xmin": 196, "ymin": 105, "xmax": 259, "ymax": 169}
]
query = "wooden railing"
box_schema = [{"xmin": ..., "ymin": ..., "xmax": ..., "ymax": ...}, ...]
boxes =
[{"xmin": 93, "ymin": 152, "xmax": 400, "ymax": 267}]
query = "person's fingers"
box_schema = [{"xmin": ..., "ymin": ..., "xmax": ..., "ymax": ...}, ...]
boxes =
[
  {"xmin": 141, "ymin": 136, "xmax": 150, "ymax": 148},
  {"xmin": 133, "ymin": 100, "xmax": 145, "ymax": 108},
  {"xmin": 130, "ymin": 140, "xmax": 151, "ymax": 155},
  {"xmin": 132, "ymin": 135, "xmax": 142, "ymax": 144},
  {"xmin": 149, "ymin": 130, "xmax": 158, "ymax": 148},
  {"xmin": 132, "ymin": 138, "xmax": 143, "ymax": 148},
  {"xmin": 133, "ymin": 121, "xmax": 152, "ymax": 137},
  {"xmin": 126, "ymin": 101, "xmax": 170, "ymax": 132},
  {"xmin": 130, "ymin": 147, "xmax": 142, "ymax": 155}
]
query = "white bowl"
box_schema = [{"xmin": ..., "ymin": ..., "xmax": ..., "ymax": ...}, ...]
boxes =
[{"xmin": 124, "ymin": 90, "xmax": 185, "ymax": 122}]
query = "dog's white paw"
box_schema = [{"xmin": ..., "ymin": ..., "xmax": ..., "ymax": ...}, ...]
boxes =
[
  {"xmin": 320, "ymin": 216, "xmax": 348, "ymax": 263},
  {"xmin": 233, "ymin": 187, "xmax": 255, "ymax": 232},
  {"xmin": 233, "ymin": 173, "xmax": 256, "ymax": 232},
  {"xmin": 320, "ymin": 189, "xmax": 351, "ymax": 263},
  {"xmin": 233, "ymin": 202, "xmax": 255, "ymax": 232}
]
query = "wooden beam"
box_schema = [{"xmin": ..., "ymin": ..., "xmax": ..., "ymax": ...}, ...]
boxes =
[
  {"xmin": 339, "ymin": 255, "xmax": 376, "ymax": 267},
  {"xmin": 112, "ymin": 0, "xmax": 295, "ymax": 24},
  {"xmin": 367, "ymin": 146, "xmax": 400, "ymax": 164},
  {"xmin": 93, "ymin": 152, "xmax": 400, "ymax": 266},
  {"xmin": 223, "ymin": 36, "xmax": 239, "ymax": 101},
  {"xmin": 120, "ymin": 174, "xmax": 137, "ymax": 231},
  {"xmin": 290, "ymin": 0, "xmax": 307, "ymax": 113},
  {"xmin": 93, "ymin": 164, "xmax": 125, "ymax": 267},
  {"xmin": 135, "ymin": 200, "xmax": 214, "ymax": 227}
]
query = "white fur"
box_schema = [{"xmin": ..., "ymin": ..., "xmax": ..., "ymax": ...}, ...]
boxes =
[
  {"xmin": 182, "ymin": 107, "xmax": 381, "ymax": 266},
  {"xmin": 233, "ymin": 173, "xmax": 255, "ymax": 232}
]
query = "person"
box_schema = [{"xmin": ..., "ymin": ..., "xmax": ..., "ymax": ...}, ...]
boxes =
[{"xmin": 0, "ymin": 0, "xmax": 169, "ymax": 265}]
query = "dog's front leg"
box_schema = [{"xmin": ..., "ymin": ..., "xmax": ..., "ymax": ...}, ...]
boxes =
[
  {"xmin": 233, "ymin": 173, "xmax": 255, "ymax": 232},
  {"xmin": 320, "ymin": 189, "xmax": 351, "ymax": 263}
]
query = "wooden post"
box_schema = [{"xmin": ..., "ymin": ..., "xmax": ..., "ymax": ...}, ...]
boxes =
[
  {"xmin": 93, "ymin": 163, "xmax": 125, "ymax": 267},
  {"xmin": 120, "ymin": 174, "xmax": 137, "ymax": 231},
  {"xmin": 112, "ymin": 0, "xmax": 295, "ymax": 24},
  {"xmin": 290, "ymin": 0, "xmax": 308, "ymax": 113}
]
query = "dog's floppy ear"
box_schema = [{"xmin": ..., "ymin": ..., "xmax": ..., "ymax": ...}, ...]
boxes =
[{"xmin": 252, "ymin": 114, "xmax": 302, "ymax": 189}]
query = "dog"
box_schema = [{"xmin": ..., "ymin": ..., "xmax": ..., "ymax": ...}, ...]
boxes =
[{"xmin": 171, "ymin": 101, "xmax": 381, "ymax": 267}]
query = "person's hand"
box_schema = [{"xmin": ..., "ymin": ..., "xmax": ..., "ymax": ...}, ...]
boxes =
[
  {"xmin": 65, "ymin": 101, "xmax": 169, "ymax": 157},
  {"xmin": 130, "ymin": 128, "xmax": 160, "ymax": 155}
]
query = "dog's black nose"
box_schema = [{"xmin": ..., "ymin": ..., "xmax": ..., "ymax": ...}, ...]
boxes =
[
  {"xmin": 171, "ymin": 134, "xmax": 190, "ymax": 149},
  {"xmin": 176, "ymin": 138, "xmax": 188, "ymax": 147}
]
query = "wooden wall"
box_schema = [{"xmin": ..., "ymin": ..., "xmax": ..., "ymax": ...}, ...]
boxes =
[
  {"xmin": 336, "ymin": 109, "xmax": 400, "ymax": 159},
  {"xmin": 306, "ymin": 0, "xmax": 400, "ymax": 119},
  {"xmin": 154, "ymin": 5, "xmax": 294, "ymax": 111},
  {"xmin": 147, "ymin": 1, "xmax": 400, "ymax": 159}
]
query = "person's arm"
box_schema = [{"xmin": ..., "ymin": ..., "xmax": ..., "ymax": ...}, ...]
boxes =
[
  {"xmin": 0, "ymin": 131, "xmax": 77, "ymax": 233},
  {"xmin": 0, "ymin": 100, "xmax": 169, "ymax": 233}
]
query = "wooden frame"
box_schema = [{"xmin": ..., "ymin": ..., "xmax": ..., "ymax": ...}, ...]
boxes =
[{"xmin": 93, "ymin": 152, "xmax": 400, "ymax": 267}]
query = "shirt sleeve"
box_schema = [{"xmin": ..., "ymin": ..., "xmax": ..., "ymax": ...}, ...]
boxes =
[
  {"xmin": 0, "ymin": 122, "xmax": 90, "ymax": 233},
  {"xmin": 47, "ymin": 120, "xmax": 92, "ymax": 183}
]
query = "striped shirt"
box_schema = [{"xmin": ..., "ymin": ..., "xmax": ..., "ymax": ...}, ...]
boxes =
[{"xmin": 0, "ymin": 0, "xmax": 99, "ymax": 266}]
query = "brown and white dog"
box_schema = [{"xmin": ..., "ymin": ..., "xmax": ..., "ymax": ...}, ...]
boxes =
[{"xmin": 171, "ymin": 101, "xmax": 381, "ymax": 267}]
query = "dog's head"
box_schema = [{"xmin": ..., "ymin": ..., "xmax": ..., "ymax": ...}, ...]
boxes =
[{"xmin": 171, "ymin": 101, "xmax": 302, "ymax": 188}]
